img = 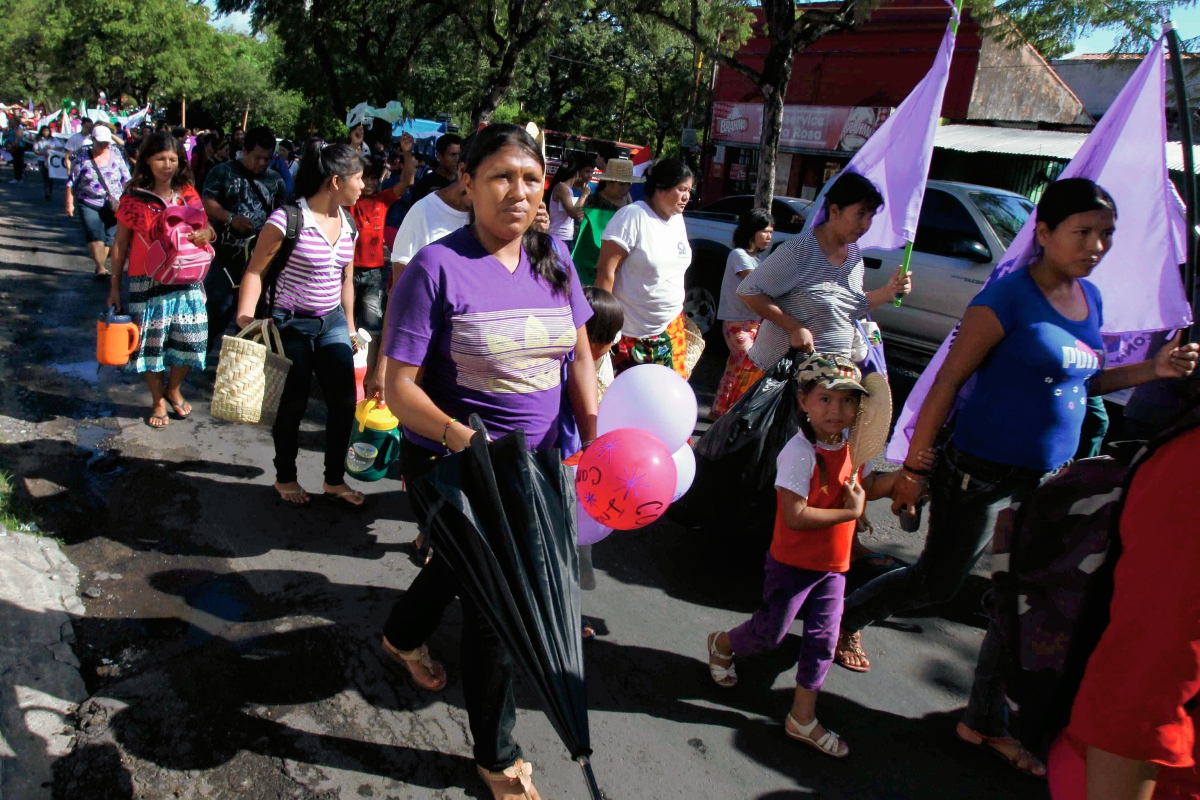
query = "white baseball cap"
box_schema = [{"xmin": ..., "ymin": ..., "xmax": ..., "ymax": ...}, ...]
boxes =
[{"xmin": 90, "ymin": 126, "xmax": 113, "ymax": 144}]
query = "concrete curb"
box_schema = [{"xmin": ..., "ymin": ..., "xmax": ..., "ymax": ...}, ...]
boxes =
[{"xmin": 0, "ymin": 529, "xmax": 88, "ymax": 800}]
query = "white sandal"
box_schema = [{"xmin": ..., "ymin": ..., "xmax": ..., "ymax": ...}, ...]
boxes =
[
  {"xmin": 785, "ymin": 713, "xmax": 849, "ymax": 758},
  {"xmin": 706, "ymin": 632, "xmax": 737, "ymax": 688}
]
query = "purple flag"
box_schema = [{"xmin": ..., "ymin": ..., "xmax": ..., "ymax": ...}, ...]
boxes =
[
  {"xmin": 887, "ymin": 34, "xmax": 1193, "ymax": 462},
  {"xmin": 803, "ymin": 6, "xmax": 957, "ymax": 249}
]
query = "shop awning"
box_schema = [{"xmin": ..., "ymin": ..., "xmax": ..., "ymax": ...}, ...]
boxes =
[
  {"xmin": 934, "ymin": 123, "xmax": 1200, "ymax": 174},
  {"xmin": 934, "ymin": 124, "xmax": 1086, "ymax": 159}
]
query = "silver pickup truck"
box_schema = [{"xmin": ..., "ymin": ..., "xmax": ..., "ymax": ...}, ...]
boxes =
[{"xmin": 682, "ymin": 181, "xmax": 1034, "ymax": 358}]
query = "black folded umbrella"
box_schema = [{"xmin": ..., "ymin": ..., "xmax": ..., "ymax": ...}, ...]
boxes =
[{"xmin": 407, "ymin": 417, "xmax": 600, "ymax": 799}]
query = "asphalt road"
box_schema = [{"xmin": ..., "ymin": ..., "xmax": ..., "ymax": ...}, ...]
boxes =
[{"xmin": 0, "ymin": 174, "xmax": 1047, "ymax": 799}]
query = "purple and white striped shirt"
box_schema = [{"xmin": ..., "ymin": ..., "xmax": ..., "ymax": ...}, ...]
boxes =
[{"xmin": 266, "ymin": 198, "xmax": 357, "ymax": 315}]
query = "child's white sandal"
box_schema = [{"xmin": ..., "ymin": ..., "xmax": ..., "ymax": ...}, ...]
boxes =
[
  {"xmin": 706, "ymin": 632, "xmax": 737, "ymax": 688},
  {"xmin": 785, "ymin": 713, "xmax": 850, "ymax": 758}
]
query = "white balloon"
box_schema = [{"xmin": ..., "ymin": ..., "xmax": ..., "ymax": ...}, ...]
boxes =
[
  {"xmin": 671, "ymin": 444, "xmax": 696, "ymax": 502},
  {"xmin": 598, "ymin": 364, "xmax": 698, "ymax": 452}
]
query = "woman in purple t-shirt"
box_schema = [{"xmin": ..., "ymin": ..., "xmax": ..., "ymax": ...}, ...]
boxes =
[{"xmin": 380, "ymin": 124, "xmax": 598, "ymax": 800}]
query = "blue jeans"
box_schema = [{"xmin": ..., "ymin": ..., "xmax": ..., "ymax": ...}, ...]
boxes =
[
  {"xmin": 204, "ymin": 257, "xmax": 241, "ymax": 352},
  {"xmin": 270, "ymin": 306, "xmax": 356, "ymax": 485},
  {"xmin": 842, "ymin": 442, "xmax": 1050, "ymax": 736},
  {"xmin": 78, "ymin": 203, "xmax": 117, "ymax": 245}
]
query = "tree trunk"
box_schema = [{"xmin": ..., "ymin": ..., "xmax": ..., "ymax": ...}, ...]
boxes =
[
  {"xmin": 754, "ymin": 1, "xmax": 801, "ymax": 210},
  {"xmin": 470, "ymin": 46, "xmax": 521, "ymax": 130},
  {"xmin": 312, "ymin": 36, "xmax": 346, "ymax": 117},
  {"xmin": 756, "ymin": 84, "xmax": 784, "ymax": 209}
]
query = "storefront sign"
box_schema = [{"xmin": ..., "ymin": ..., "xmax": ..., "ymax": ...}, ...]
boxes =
[{"xmin": 712, "ymin": 102, "xmax": 892, "ymax": 152}]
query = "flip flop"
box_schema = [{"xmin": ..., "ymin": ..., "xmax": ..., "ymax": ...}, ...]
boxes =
[
  {"xmin": 323, "ymin": 485, "xmax": 365, "ymax": 506},
  {"xmin": 146, "ymin": 412, "xmax": 169, "ymax": 429},
  {"xmin": 381, "ymin": 639, "xmax": 447, "ymax": 692},
  {"xmin": 167, "ymin": 400, "xmax": 192, "ymax": 420}
]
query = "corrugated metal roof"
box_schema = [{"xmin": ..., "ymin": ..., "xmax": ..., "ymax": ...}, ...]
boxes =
[
  {"xmin": 1165, "ymin": 142, "xmax": 1200, "ymax": 173},
  {"xmin": 936, "ymin": 124, "xmax": 1200, "ymax": 174},
  {"xmin": 934, "ymin": 124, "xmax": 1086, "ymax": 159}
]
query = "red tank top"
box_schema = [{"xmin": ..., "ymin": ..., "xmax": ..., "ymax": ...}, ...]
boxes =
[{"xmin": 769, "ymin": 443, "xmax": 858, "ymax": 573}]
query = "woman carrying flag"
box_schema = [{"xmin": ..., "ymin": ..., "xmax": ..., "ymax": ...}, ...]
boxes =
[{"xmin": 836, "ymin": 179, "xmax": 1198, "ymax": 776}]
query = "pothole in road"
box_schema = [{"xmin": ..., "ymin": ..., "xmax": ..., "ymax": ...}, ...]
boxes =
[
  {"xmin": 76, "ymin": 422, "xmax": 122, "ymax": 473},
  {"xmin": 47, "ymin": 361, "xmax": 101, "ymax": 384}
]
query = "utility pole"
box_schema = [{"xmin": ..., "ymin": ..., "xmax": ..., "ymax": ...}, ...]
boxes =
[{"xmin": 1167, "ymin": 21, "xmax": 1197, "ymax": 343}]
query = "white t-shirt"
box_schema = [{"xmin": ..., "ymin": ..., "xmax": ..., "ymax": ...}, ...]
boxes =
[
  {"xmin": 775, "ymin": 433, "xmax": 872, "ymax": 500},
  {"xmin": 64, "ymin": 133, "xmax": 87, "ymax": 154},
  {"xmin": 718, "ymin": 248, "xmax": 760, "ymax": 322},
  {"xmin": 390, "ymin": 191, "xmax": 471, "ymax": 266},
  {"xmin": 601, "ymin": 200, "xmax": 692, "ymax": 338},
  {"xmin": 548, "ymin": 187, "xmax": 579, "ymax": 242}
]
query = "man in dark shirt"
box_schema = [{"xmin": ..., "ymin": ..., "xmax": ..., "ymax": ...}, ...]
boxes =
[
  {"xmin": 201, "ymin": 125, "xmax": 285, "ymax": 351},
  {"xmin": 409, "ymin": 133, "xmax": 461, "ymax": 203}
]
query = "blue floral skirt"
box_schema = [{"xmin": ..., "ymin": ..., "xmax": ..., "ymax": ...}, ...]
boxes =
[{"xmin": 126, "ymin": 276, "xmax": 208, "ymax": 373}]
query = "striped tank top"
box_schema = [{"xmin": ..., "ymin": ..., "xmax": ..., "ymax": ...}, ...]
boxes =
[{"xmin": 265, "ymin": 198, "xmax": 357, "ymax": 315}]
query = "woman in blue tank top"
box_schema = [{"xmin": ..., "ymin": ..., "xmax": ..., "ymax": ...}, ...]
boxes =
[{"xmin": 835, "ymin": 179, "xmax": 1198, "ymax": 776}]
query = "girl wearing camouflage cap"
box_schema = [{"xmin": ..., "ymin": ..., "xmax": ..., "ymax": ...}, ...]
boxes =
[{"xmin": 706, "ymin": 354, "xmax": 935, "ymax": 758}]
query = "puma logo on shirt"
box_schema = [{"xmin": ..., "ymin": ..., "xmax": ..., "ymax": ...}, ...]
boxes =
[{"xmin": 1062, "ymin": 342, "xmax": 1100, "ymax": 371}]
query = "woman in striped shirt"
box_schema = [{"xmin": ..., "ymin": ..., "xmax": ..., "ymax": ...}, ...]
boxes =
[
  {"xmin": 235, "ymin": 143, "xmax": 365, "ymax": 506},
  {"xmin": 737, "ymin": 173, "xmax": 912, "ymax": 370}
]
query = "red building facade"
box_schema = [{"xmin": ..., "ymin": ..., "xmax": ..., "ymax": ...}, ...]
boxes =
[{"xmin": 701, "ymin": 0, "xmax": 1082, "ymax": 205}]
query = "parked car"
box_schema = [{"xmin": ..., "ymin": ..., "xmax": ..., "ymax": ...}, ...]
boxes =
[
  {"xmin": 681, "ymin": 182, "xmax": 1033, "ymax": 357},
  {"xmin": 860, "ymin": 181, "xmax": 1032, "ymax": 356},
  {"xmin": 682, "ymin": 195, "xmax": 812, "ymax": 335}
]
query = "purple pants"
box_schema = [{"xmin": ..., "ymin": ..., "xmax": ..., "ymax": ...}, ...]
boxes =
[{"xmin": 728, "ymin": 553, "xmax": 846, "ymax": 691}]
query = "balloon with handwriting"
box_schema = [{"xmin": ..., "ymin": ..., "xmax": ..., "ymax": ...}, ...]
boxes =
[{"xmin": 576, "ymin": 428, "xmax": 676, "ymax": 531}]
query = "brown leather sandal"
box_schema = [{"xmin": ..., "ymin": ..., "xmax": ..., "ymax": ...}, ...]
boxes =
[
  {"xmin": 381, "ymin": 639, "xmax": 447, "ymax": 692},
  {"xmin": 834, "ymin": 630, "xmax": 871, "ymax": 673},
  {"xmin": 956, "ymin": 722, "xmax": 1047, "ymax": 777},
  {"xmin": 477, "ymin": 759, "xmax": 541, "ymax": 800}
]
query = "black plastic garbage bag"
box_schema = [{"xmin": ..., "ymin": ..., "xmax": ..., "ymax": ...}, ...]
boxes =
[
  {"xmin": 406, "ymin": 417, "xmax": 601, "ymax": 799},
  {"xmin": 672, "ymin": 350, "xmax": 804, "ymax": 536}
]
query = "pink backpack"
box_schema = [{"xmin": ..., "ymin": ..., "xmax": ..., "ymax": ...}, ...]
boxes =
[{"xmin": 140, "ymin": 200, "xmax": 214, "ymax": 285}]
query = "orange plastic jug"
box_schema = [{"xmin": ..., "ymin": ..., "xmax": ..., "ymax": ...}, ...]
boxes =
[{"xmin": 96, "ymin": 307, "xmax": 140, "ymax": 366}]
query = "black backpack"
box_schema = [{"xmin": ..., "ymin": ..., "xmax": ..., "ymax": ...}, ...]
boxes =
[
  {"xmin": 257, "ymin": 203, "xmax": 358, "ymax": 317},
  {"xmin": 995, "ymin": 392, "xmax": 1200, "ymax": 758}
]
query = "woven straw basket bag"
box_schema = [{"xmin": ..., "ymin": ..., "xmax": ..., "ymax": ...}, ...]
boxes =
[
  {"xmin": 683, "ymin": 317, "xmax": 706, "ymax": 381},
  {"xmin": 211, "ymin": 320, "xmax": 292, "ymax": 426}
]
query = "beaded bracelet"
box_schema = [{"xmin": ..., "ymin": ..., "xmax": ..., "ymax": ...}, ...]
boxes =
[{"xmin": 441, "ymin": 418, "xmax": 458, "ymax": 449}]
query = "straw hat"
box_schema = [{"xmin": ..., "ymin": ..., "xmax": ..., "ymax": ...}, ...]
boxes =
[
  {"xmin": 595, "ymin": 157, "xmax": 644, "ymax": 184},
  {"xmin": 849, "ymin": 371, "xmax": 893, "ymax": 474}
]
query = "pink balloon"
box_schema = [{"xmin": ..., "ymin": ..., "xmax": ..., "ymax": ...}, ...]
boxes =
[
  {"xmin": 576, "ymin": 503, "xmax": 612, "ymax": 546},
  {"xmin": 576, "ymin": 428, "xmax": 677, "ymax": 531}
]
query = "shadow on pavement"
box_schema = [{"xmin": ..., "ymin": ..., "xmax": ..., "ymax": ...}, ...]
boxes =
[{"xmin": 579, "ymin": 636, "xmax": 1046, "ymax": 799}]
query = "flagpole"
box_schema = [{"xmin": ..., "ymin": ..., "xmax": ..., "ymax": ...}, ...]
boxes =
[
  {"xmin": 894, "ymin": 0, "xmax": 963, "ymax": 308},
  {"xmin": 1166, "ymin": 22, "xmax": 1197, "ymax": 344}
]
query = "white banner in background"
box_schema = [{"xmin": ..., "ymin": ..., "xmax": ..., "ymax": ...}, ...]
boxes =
[{"xmin": 47, "ymin": 147, "xmax": 68, "ymax": 179}]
